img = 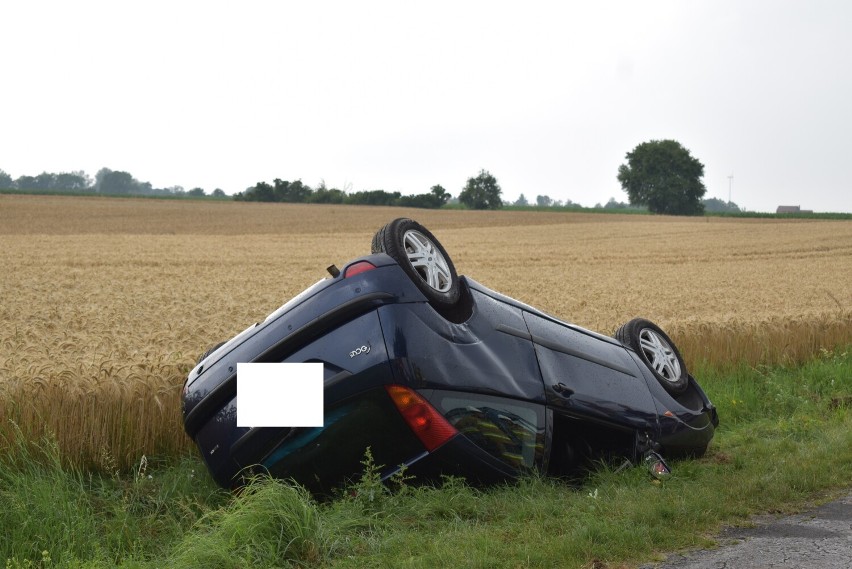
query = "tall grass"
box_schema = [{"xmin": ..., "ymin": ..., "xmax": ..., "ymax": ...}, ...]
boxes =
[
  {"xmin": 169, "ymin": 477, "xmax": 327, "ymax": 568},
  {"xmin": 672, "ymin": 311, "xmax": 852, "ymax": 370},
  {"xmin": 0, "ymin": 422, "xmax": 226, "ymax": 567},
  {"xmin": 1, "ymin": 348, "xmax": 850, "ymax": 568},
  {"xmin": 0, "ymin": 424, "xmax": 103, "ymax": 565},
  {"xmin": 0, "ymin": 356, "xmax": 194, "ymax": 470}
]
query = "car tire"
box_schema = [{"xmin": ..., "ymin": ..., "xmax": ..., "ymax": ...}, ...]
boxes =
[
  {"xmin": 371, "ymin": 218, "xmax": 461, "ymax": 309},
  {"xmin": 615, "ymin": 318, "xmax": 689, "ymax": 395}
]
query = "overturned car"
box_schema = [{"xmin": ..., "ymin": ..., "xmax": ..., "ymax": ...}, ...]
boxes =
[{"xmin": 182, "ymin": 218, "xmax": 718, "ymax": 493}]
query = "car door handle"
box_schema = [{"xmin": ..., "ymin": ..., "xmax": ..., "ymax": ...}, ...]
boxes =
[{"xmin": 552, "ymin": 382, "xmax": 574, "ymax": 396}]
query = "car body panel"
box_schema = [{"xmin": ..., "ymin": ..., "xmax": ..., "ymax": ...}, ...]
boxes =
[{"xmin": 378, "ymin": 289, "xmax": 545, "ymax": 403}]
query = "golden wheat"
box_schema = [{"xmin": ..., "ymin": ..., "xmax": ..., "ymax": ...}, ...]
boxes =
[{"xmin": 1, "ymin": 194, "xmax": 850, "ymax": 469}]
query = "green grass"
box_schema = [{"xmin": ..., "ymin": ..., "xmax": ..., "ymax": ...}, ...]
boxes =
[
  {"xmin": 2, "ymin": 348, "xmax": 850, "ymax": 568},
  {"xmin": 0, "ymin": 431, "xmax": 227, "ymax": 568}
]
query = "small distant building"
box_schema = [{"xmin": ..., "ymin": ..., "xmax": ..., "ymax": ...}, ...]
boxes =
[{"xmin": 776, "ymin": 205, "xmax": 813, "ymax": 214}]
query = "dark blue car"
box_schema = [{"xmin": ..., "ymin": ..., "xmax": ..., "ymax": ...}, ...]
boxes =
[{"xmin": 182, "ymin": 218, "xmax": 718, "ymax": 493}]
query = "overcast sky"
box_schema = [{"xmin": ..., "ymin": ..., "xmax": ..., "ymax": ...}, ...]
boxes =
[{"xmin": 2, "ymin": 1, "xmax": 850, "ymax": 212}]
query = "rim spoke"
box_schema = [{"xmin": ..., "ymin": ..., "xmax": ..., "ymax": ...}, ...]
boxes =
[
  {"xmin": 409, "ymin": 253, "xmax": 428, "ymax": 267},
  {"xmin": 428, "ymin": 268, "xmax": 440, "ymax": 289}
]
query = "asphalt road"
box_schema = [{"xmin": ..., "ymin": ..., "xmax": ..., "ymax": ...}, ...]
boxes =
[{"xmin": 641, "ymin": 491, "xmax": 852, "ymax": 569}]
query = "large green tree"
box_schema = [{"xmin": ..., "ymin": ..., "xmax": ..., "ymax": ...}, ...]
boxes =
[
  {"xmin": 54, "ymin": 171, "xmax": 91, "ymax": 190},
  {"xmin": 429, "ymin": 184, "xmax": 450, "ymax": 206},
  {"xmin": 95, "ymin": 168, "xmax": 140, "ymax": 194},
  {"xmin": 459, "ymin": 169, "xmax": 502, "ymax": 210},
  {"xmin": 617, "ymin": 140, "xmax": 706, "ymax": 215}
]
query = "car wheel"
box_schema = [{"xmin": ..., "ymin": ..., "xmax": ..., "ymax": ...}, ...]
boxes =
[
  {"xmin": 371, "ymin": 218, "xmax": 460, "ymax": 308},
  {"xmin": 615, "ymin": 318, "xmax": 688, "ymax": 395}
]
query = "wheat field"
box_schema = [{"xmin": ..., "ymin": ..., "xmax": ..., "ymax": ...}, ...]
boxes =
[{"xmin": 1, "ymin": 194, "xmax": 850, "ymax": 469}]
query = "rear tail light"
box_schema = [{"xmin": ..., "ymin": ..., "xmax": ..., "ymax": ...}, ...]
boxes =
[
  {"xmin": 385, "ymin": 385, "xmax": 457, "ymax": 452},
  {"xmin": 344, "ymin": 261, "xmax": 376, "ymax": 278}
]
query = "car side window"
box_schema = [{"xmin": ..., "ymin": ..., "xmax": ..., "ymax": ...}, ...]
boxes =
[{"xmin": 431, "ymin": 391, "xmax": 545, "ymax": 470}]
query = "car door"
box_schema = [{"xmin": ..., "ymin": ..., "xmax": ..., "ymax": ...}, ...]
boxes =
[{"xmin": 522, "ymin": 312, "xmax": 658, "ymax": 432}]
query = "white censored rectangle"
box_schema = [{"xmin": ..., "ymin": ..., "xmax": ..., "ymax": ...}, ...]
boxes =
[{"xmin": 237, "ymin": 362, "xmax": 323, "ymax": 427}]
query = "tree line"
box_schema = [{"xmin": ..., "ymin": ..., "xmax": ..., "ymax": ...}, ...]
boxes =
[
  {"xmin": 0, "ymin": 167, "xmax": 505, "ymax": 210},
  {"xmin": 235, "ymin": 169, "xmax": 504, "ymax": 210},
  {"xmin": 0, "ymin": 167, "xmax": 225, "ymax": 198},
  {"xmin": 235, "ymin": 179, "xmax": 452, "ymax": 208},
  {"xmin": 2, "ymin": 141, "xmax": 742, "ymax": 215}
]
